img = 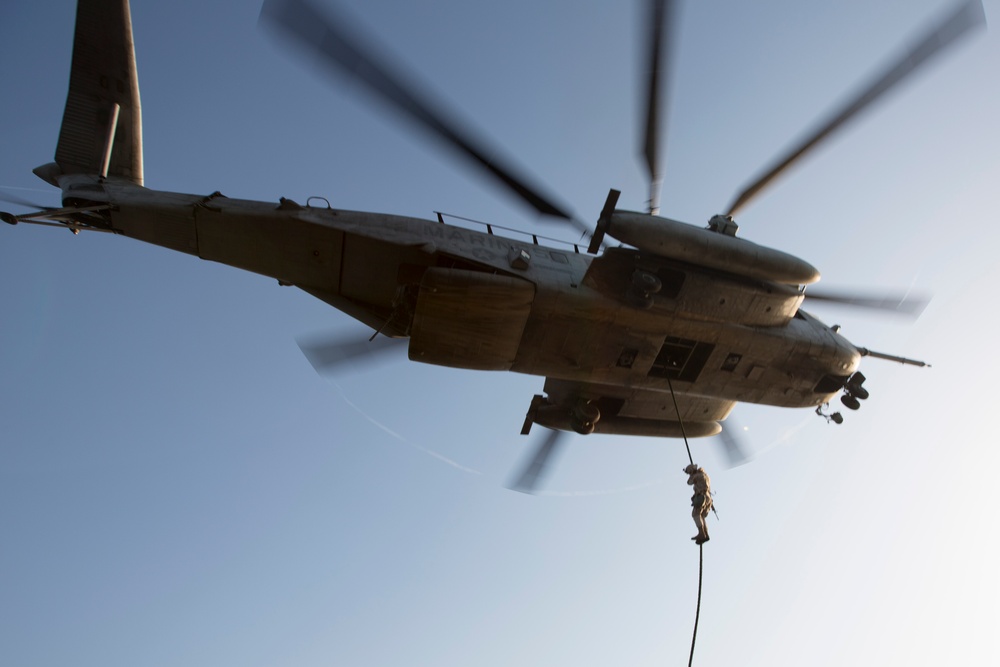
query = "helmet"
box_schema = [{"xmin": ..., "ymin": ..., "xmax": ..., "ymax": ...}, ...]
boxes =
[{"xmin": 683, "ymin": 464, "xmax": 699, "ymax": 474}]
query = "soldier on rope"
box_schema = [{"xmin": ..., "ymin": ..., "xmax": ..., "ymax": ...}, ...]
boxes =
[{"xmin": 684, "ymin": 464, "xmax": 712, "ymax": 545}]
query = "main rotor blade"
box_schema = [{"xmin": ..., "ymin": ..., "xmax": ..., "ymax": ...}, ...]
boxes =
[
  {"xmin": 298, "ymin": 332, "xmax": 406, "ymax": 375},
  {"xmin": 725, "ymin": 0, "xmax": 985, "ymax": 217},
  {"xmin": 508, "ymin": 428, "xmax": 566, "ymax": 494},
  {"xmin": 717, "ymin": 422, "xmax": 751, "ymax": 469},
  {"xmin": 260, "ymin": 0, "xmax": 572, "ymax": 221},
  {"xmin": 640, "ymin": 0, "xmax": 677, "ymax": 216},
  {"xmin": 803, "ymin": 289, "xmax": 929, "ymax": 317}
]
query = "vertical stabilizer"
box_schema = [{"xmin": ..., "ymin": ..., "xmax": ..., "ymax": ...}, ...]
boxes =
[{"xmin": 45, "ymin": 0, "xmax": 143, "ymax": 186}]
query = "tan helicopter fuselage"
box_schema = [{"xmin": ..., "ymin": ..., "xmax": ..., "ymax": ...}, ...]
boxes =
[{"xmin": 66, "ymin": 176, "xmax": 860, "ymax": 423}]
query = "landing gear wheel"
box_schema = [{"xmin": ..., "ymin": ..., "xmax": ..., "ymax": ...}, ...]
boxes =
[
  {"xmin": 625, "ymin": 270, "xmax": 660, "ymax": 309},
  {"xmin": 631, "ymin": 270, "xmax": 662, "ymax": 294},
  {"xmin": 831, "ymin": 412, "xmax": 844, "ymax": 424},
  {"xmin": 625, "ymin": 287, "xmax": 654, "ymax": 309},
  {"xmin": 846, "ymin": 371, "xmax": 869, "ymax": 400},
  {"xmin": 840, "ymin": 394, "xmax": 861, "ymax": 410},
  {"xmin": 570, "ymin": 402, "xmax": 600, "ymax": 435},
  {"xmin": 572, "ymin": 401, "xmax": 600, "ymax": 423}
]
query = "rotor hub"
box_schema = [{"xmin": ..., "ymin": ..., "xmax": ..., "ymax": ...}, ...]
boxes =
[{"xmin": 707, "ymin": 214, "xmax": 739, "ymax": 237}]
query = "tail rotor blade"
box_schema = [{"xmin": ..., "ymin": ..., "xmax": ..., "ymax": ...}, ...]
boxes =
[
  {"xmin": 726, "ymin": 0, "xmax": 986, "ymax": 217},
  {"xmin": 508, "ymin": 428, "xmax": 566, "ymax": 494},
  {"xmin": 0, "ymin": 191, "xmax": 56, "ymax": 211}
]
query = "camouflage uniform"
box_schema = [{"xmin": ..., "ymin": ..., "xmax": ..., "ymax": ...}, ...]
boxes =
[{"xmin": 685, "ymin": 464, "xmax": 712, "ymax": 544}]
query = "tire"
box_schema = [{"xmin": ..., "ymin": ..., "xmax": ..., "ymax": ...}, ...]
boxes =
[
  {"xmin": 625, "ymin": 287, "xmax": 654, "ymax": 309},
  {"xmin": 632, "ymin": 270, "xmax": 662, "ymax": 294},
  {"xmin": 840, "ymin": 394, "xmax": 861, "ymax": 410},
  {"xmin": 572, "ymin": 402, "xmax": 600, "ymax": 424}
]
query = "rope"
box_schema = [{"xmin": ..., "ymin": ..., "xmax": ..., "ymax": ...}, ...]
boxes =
[
  {"xmin": 665, "ymin": 375, "xmax": 703, "ymax": 666},
  {"xmin": 688, "ymin": 544, "xmax": 704, "ymax": 667},
  {"xmin": 665, "ymin": 376, "xmax": 693, "ymax": 466}
]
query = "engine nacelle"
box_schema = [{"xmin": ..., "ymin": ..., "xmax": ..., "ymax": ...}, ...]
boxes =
[{"xmin": 605, "ymin": 211, "xmax": 820, "ymax": 285}]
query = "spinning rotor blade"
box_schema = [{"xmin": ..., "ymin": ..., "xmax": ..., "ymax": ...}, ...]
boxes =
[
  {"xmin": 298, "ymin": 332, "xmax": 405, "ymax": 375},
  {"xmin": 1, "ymin": 192, "xmax": 57, "ymax": 226},
  {"xmin": 0, "ymin": 191, "xmax": 56, "ymax": 211},
  {"xmin": 508, "ymin": 428, "xmax": 566, "ymax": 494},
  {"xmin": 803, "ymin": 289, "xmax": 928, "ymax": 317},
  {"xmin": 260, "ymin": 0, "xmax": 573, "ymax": 222},
  {"xmin": 725, "ymin": 0, "xmax": 985, "ymax": 217},
  {"xmin": 717, "ymin": 422, "xmax": 751, "ymax": 469},
  {"xmin": 640, "ymin": 0, "xmax": 677, "ymax": 215}
]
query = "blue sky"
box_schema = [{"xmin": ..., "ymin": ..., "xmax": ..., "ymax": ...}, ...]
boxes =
[{"xmin": 2, "ymin": 1, "xmax": 999, "ymax": 665}]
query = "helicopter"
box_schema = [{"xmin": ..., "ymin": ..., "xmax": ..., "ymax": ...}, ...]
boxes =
[{"xmin": 1, "ymin": 0, "xmax": 984, "ymax": 492}]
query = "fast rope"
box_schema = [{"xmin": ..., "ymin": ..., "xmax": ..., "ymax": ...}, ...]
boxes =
[
  {"xmin": 666, "ymin": 376, "xmax": 702, "ymax": 667},
  {"xmin": 689, "ymin": 546, "xmax": 703, "ymax": 667},
  {"xmin": 666, "ymin": 376, "xmax": 694, "ymax": 467}
]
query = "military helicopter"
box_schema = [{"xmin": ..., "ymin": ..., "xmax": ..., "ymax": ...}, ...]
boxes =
[{"xmin": 1, "ymin": 0, "xmax": 984, "ymax": 492}]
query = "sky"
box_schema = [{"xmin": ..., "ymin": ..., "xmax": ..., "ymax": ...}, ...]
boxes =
[{"xmin": 1, "ymin": 1, "xmax": 999, "ymax": 665}]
